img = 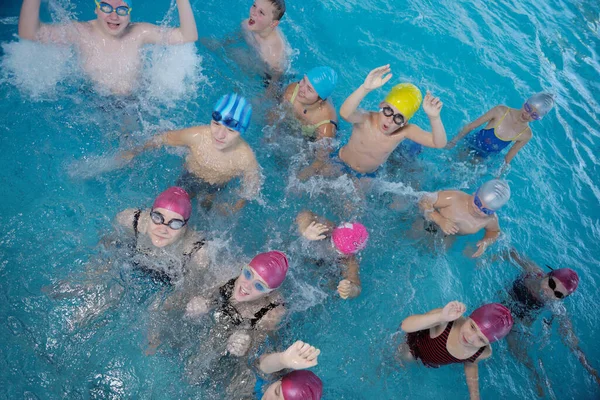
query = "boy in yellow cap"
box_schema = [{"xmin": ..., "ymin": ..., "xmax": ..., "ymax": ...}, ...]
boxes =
[{"xmin": 302, "ymin": 65, "xmax": 447, "ymax": 179}]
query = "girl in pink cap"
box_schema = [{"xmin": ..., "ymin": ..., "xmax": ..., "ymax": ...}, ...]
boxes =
[
  {"xmin": 398, "ymin": 301, "xmax": 513, "ymax": 400},
  {"xmin": 503, "ymin": 248, "xmax": 600, "ymax": 395},
  {"xmin": 181, "ymin": 251, "xmax": 289, "ymax": 382},
  {"xmin": 295, "ymin": 210, "xmax": 369, "ymax": 300}
]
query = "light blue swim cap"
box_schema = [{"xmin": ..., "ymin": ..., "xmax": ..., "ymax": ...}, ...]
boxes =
[
  {"xmin": 306, "ymin": 66, "xmax": 338, "ymax": 100},
  {"xmin": 477, "ymin": 179, "xmax": 511, "ymax": 211},
  {"xmin": 212, "ymin": 93, "xmax": 252, "ymax": 135},
  {"xmin": 526, "ymin": 92, "xmax": 555, "ymax": 118}
]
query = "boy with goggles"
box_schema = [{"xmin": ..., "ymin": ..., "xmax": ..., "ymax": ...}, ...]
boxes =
[
  {"xmin": 322, "ymin": 64, "xmax": 447, "ymax": 178},
  {"xmin": 418, "ymin": 179, "xmax": 510, "ymax": 258},
  {"xmin": 502, "ymin": 248, "xmax": 600, "ymax": 395},
  {"xmin": 18, "ymin": 0, "xmax": 198, "ymax": 95},
  {"xmin": 124, "ymin": 93, "xmax": 261, "ymax": 213}
]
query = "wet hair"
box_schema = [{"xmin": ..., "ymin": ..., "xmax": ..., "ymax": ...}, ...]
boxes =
[{"xmin": 267, "ymin": 0, "xmax": 286, "ymax": 20}]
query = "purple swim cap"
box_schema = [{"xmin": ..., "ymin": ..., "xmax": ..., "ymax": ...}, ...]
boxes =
[
  {"xmin": 281, "ymin": 370, "xmax": 323, "ymax": 400},
  {"xmin": 331, "ymin": 222, "xmax": 369, "ymax": 255},
  {"xmin": 549, "ymin": 268, "xmax": 579, "ymax": 295},
  {"xmin": 470, "ymin": 303, "xmax": 513, "ymax": 343},
  {"xmin": 248, "ymin": 251, "xmax": 289, "ymax": 289},
  {"xmin": 153, "ymin": 187, "xmax": 192, "ymax": 220}
]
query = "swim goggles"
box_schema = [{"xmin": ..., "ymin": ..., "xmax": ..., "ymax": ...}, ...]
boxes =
[
  {"xmin": 241, "ymin": 266, "xmax": 272, "ymax": 293},
  {"xmin": 150, "ymin": 210, "xmax": 188, "ymax": 230},
  {"xmin": 380, "ymin": 106, "xmax": 406, "ymax": 126},
  {"xmin": 95, "ymin": 0, "xmax": 132, "ymax": 17},
  {"xmin": 548, "ymin": 277, "xmax": 565, "ymax": 299},
  {"xmin": 524, "ymin": 102, "xmax": 540, "ymax": 120},
  {"xmin": 212, "ymin": 111, "xmax": 241, "ymax": 132},
  {"xmin": 473, "ymin": 192, "xmax": 495, "ymax": 215}
]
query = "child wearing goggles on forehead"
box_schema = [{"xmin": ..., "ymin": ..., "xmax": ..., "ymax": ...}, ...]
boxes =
[
  {"xmin": 446, "ymin": 93, "xmax": 555, "ymax": 167},
  {"xmin": 501, "ymin": 248, "xmax": 600, "ymax": 395},
  {"xmin": 123, "ymin": 93, "xmax": 261, "ymax": 214},
  {"xmin": 18, "ymin": 0, "xmax": 198, "ymax": 95},
  {"xmin": 417, "ymin": 179, "xmax": 510, "ymax": 258},
  {"xmin": 311, "ymin": 64, "xmax": 447, "ymax": 179}
]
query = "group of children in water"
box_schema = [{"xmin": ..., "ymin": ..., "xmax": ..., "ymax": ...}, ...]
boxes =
[{"xmin": 18, "ymin": 0, "xmax": 600, "ymax": 398}]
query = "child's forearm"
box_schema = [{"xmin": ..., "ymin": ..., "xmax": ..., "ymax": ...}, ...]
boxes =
[
  {"xmin": 340, "ymin": 85, "xmax": 370, "ymax": 121},
  {"xmin": 258, "ymin": 352, "xmax": 286, "ymax": 374},
  {"xmin": 429, "ymin": 115, "xmax": 447, "ymax": 148}
]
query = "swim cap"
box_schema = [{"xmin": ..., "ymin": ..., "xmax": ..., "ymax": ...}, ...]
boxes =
[
  {"xmin": 549, "ymin": 268, "xmax": 579, "ymax": 295},
  {"xmin": 212, "ymin": 93, "xmax": 252, "ymax": 135},
  {"xmin": 526, "ymin": 92, "xmax": 555, "ymax": 118},
  {"xmin": 331, "ymin": 222, "xmax": 369, "ymax": 255},
  {"xmin": 153, "ymin": 187, "xmax": 191, "ymax": 220},
  {"xmin": 470, "ymin": 303, "xmax": 513, "ymax": 343},
  {"xmin": 281, "ymin": 370, "xmax": 323, "ymax": 400},
  {"xmin": 384, "ymin": 83, "xmax": 423, "ymax": 120},
  {"xmin": 306, "ymin": 66, "xmax": 338, "ymax": 100},
  {"xmin": 476, "ymin": 179, "xmax": 511, "ymax": 211},
  {"xmin": 248, "ymin": 251, "xmax": 289, "ymax": 289}
]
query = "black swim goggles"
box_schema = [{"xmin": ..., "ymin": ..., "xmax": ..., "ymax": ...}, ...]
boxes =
[
  {"xmin": 548, "ymin": 277, "xmax": 565, "ymax": 299},
  {"xmin": 380, "ymin": 106, "xmax": 406, "ymax": 126},
  {"xmin": 150, "ymin": 210, "xmax": 188, "ymax": 230},
  {"xmin": 212, "ymin": 111, "xmax": 240, "ymax": 131},
  {"xmin": 95, "ymin": 0, "xmax": 131, "ymax": 16}
]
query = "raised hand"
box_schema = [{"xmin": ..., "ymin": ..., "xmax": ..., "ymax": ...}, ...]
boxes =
[
  {"xmin": 227, "ymin": 330, "xmax": 252, "ymax": 357},
  {"xmin": 303, "ymin": 221, "xmax": 329, "ymax": 241},
  {"xmin": 184, "ymin": 296, "xmax": 210, "ymax": 319},
  {"xmin": 363, "ymin": 65, "xmax": 393, "ymax": 91},
  {"xmin": 422, "ymin": 91, "xmax": 443, "ymax": 118},
  {"xmin": 337, "ymin": 279, "xmax": 360, "ymax": 299},
  {"xmin": 441, "ymin": 301, "xmax": 466, "ymax": 322},
  {"xmin": 281, "ymin": 340, "xmax": 321, "ymax": 370}
]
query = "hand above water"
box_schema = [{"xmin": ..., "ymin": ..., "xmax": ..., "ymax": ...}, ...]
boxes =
[
  {"xmin": 184, "ymin": 296, "xmax": 211, "ymax": 319},
  {"xmin": 363, "ymin": 64, "xmax": 393, "ymax": 91},
  {"xmin": 302, "ymin": 221, "xmax": 329, "ymax": 241},
  {"xmin": 281, "ymin": 340, "xmax": 320, "ymax": 370},
  {"xmin": 441, "ymin": 301, "xmax": 466, "ymax": 322},
  {"xmin": 337, "ymin": 279, "xmax": 360, "ymax": 299},
  {"xmin": 227, "ymin": 330, "xmax": 252, "ymax": 357},
  {"xmin": 422, "ymin": 91, "xmax": 443, "ymax": 118}
]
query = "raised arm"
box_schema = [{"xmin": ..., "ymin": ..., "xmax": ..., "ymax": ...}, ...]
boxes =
[
  {"xmin": 19, "ymin": 0, "xmax": 78, "ymax": 44},
  {"xmin": 340, "ymin": 65, "xmax": 392, "ymax": 124},
  {"xmin": 447, "ymin": 106, "xmax": 502, "ymax": 149},
  {"xmin": 401, "ymin": 301, "xmax": 466, "ymax": 333},
  {"xmin": 404, "ymin": 92, "xmax": 447, "ymax": 148},
  {"xmin": 472, "ymin": 217, "xmax": 501, "ymax": 258},
  {"xmin": 259, "ymin": 340, "xmax": 320, "ymax": 374},
  {"xmin": 337, "ymin": 256, "xmax": 361, "ymax": 299},
  {"xmin": 139, "ymin": 0, "xmax": 198, "ymax": 45},
  {"xmin": 558, "ymin": 315, "xmax": 600, "ymax": 386}
]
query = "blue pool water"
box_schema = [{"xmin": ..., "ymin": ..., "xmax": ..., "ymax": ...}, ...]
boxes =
[{"xmin": 1, "ymin": 0, "xmax": 599, "ymax": 399}]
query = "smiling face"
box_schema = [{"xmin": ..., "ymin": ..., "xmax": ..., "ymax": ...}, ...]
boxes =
[
  {"xmin": 297, "ymin": 76, "xmax": 320, "ymax": 105},
  {"xmin": 261, "ymin": 380, "xmax": 284, "ymax": 400},
  {"xmin": 458, "ymin": 318, "xmax": 490, "ymax": 349},
  {"xmin": 233, "ymin": 266, "xmax": 272, "ymax": 302},
  {"xmin": 247, "ymin": 0, "xmax": 278, "ymax": 32},
  {"xmin": 210, "ymin": 120, "xmax": 241, "ymax": 150},
  {"xmin": 147, "ymin": 207, "xmax": 186, "ymax": 248},
  {"xmin": 95, "ymin": 0, "xmax": 131, "ymax": 37}
]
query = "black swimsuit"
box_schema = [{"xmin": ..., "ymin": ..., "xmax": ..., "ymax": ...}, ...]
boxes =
[
  {"xmin": 131, "ymin": 209, "xmax": 206, "ymax": 285},
  {"xmin": 215, "ymin": 278, "xmax": 282, "ymax": 329},
  {"xmin": 506, "ymin": 274, "xmax": 545, "ymax": 321}
]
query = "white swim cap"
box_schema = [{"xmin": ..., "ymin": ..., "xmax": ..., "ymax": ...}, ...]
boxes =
[
  {"xmin": 476, "ymin": 179, "xmax": 511, "ymax": 211},
  {"xmin": 526, "ymin": 92, "xmax": 555, "ymax": 118}
]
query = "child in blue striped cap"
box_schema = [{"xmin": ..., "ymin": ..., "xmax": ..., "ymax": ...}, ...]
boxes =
[{"xmin": 127, "ymin": 93, "xmax": 261, "ymax": 213}]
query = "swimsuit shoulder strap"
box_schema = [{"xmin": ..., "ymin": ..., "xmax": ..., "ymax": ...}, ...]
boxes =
[
  {"xmin": 467, "ymin": 346, "xmax": 487, "ymax": 363},
  {"xmin": 493, "ymin": 108, "xmax": 510, "ymax": 129},
  {"xmin": 249, "ymin": 301, "xmax": 283, "ymax": 328},
  {"xmin": 289, "ymin": 83, "xmax": 300, "ymax": 104},
  {"xmin": 133, "ymin": 209, "xmax": 142, "ymax": 239},
  {"xmin": 512, "ymin": 126, "xmax": 531, "ymax": 140},
  {"xmin": 313, "ymin": 119, "xmax": 338, "ymax": 129}
]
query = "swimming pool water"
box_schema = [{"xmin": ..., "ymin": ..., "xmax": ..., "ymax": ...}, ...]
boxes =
[{"xmin": 1, "ymin": 0, "xmax": 599, "ymax": 399}]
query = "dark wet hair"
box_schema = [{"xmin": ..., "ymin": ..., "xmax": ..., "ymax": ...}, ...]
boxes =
[{"xmin": 267, "ymin": 0, "xmax": 286, "ymax": 20}]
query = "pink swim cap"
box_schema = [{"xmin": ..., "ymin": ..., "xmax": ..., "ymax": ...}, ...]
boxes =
[
  {"xmin": 331, "ymin": 222, "xmax": 369, "ymax": 255},
  {"xmin": 249, "ymin": 251, "xmax": 289, "ymax": 289},
  {"xmin": 152, "ymin": 187, "xmax": 192, "ymax": 220},
  {"xmin": 281, "ymin": 370, "xmax": 323, "ymax": 400},
  {"xmin": 470, "ymin": 303, "xmax": 513, "ymax": 343},
  {"xmin": 549, "ymin": 268, "xmax": 579, "ymax": 295}
]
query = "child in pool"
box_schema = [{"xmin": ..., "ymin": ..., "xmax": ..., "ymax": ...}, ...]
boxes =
[
  {"xmin": 295, "ymin": 210, "xmax": 368, "ymax": 299},
  {"xmin": 399, "ymin": 301, "xmax": 513, "ymax": 400},
  {"xmin": 446, "ymin": 93, "xmax": 555, "ymax": 166},
  {"xmin": 312, "ymin": 64, "xmax": 446, "ymax": 180},
  {"xmin": 125, "ymin": 93, "xmax": 261, "ymax": 213},
  {"xmin": 502, "ymin": 248, "xmax": 600, "ymax": 395},
  {"xmin": 18, "ymin": 0, "xmax": 198, "ymax": 95},
  {"xmin": 417, "ymin": 179, "xmax": 510, "ymax": 258}
]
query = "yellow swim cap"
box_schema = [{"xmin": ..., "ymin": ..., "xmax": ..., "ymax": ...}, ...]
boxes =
[{"xmin": 384, "ymin": 83, "xmax": 423, "ymax": 120}]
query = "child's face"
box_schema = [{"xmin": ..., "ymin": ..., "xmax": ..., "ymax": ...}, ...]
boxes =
[
  {"xmin": 297, "ymin": 75, "xmax": 320, "ymax": 104},
  {"xmin": 210, "ymin": 120, "xmax": 240, "ymax": 150},
  {"xmin": 95, "ymin": 0, "xmax": 131, "ymax": 37},
  {"xmin": 261, "ymin": 380, "xmax": 284, "ymax": 400},
  {"xmin": 247, "ymin": 0, "xmax": 278, "ymax": 32}
]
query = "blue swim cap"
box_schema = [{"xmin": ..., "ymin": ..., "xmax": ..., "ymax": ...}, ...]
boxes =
[
  {"xmin": 212, "ymin": 93, "xmax": 252, "ymax": 135},
  {"xmin": 306, "ymin": 66, "xmax": 338, "ymax": 100}
]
